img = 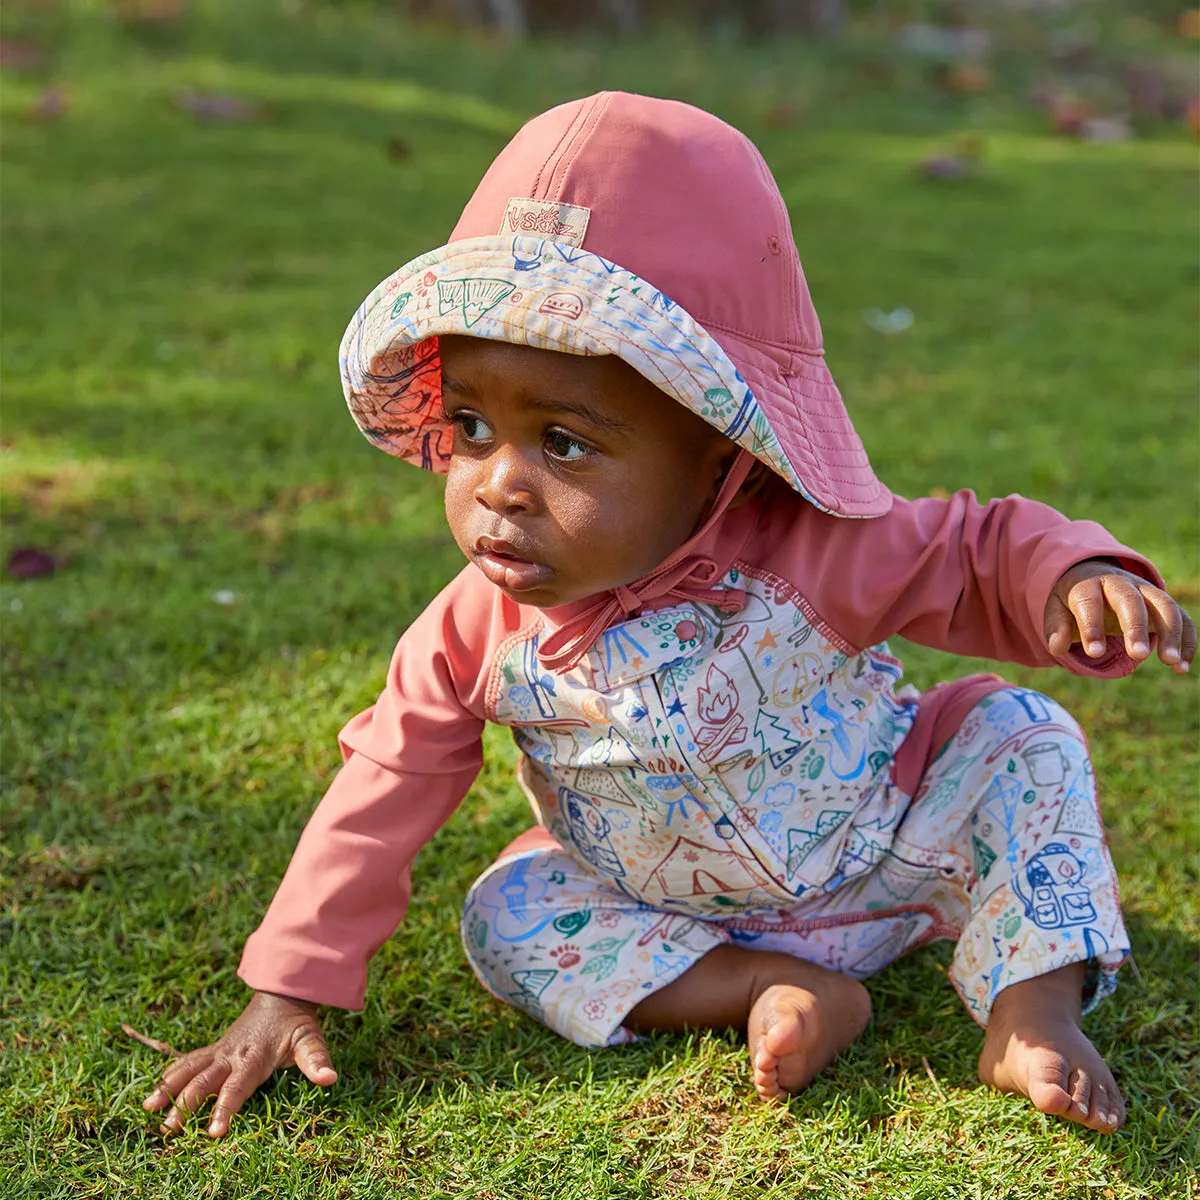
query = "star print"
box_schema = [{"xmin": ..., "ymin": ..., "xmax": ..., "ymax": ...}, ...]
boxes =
[
  {"xmin": 754, "ymin": 628, "xmax": 778, "ymax": 654},
  {"xmin": 667, "ymin": 698, "xmax": 685, "ymax": 716}
]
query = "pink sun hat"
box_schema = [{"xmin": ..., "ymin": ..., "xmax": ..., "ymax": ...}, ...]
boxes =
[{"xmin": 340, "ymin": 91, "xmax": 890, "ymax": 518}]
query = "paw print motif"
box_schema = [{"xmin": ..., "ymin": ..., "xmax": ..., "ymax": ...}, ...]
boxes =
[
  {"xmin": 1000, "ymin": 907, "xmax": 1022, "ymax": 939},
  {"xmin": 799, "ymin": 750, "xmax": 826, "ymax": 780},
  {"xmin": 550, "ymin": 944, "xmax": 581, "ymax": 969}
]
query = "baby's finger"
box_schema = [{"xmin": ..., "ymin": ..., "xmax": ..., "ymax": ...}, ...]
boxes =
[
  {"xmin": 1064, "ymin": 576, "xmax": 1109, "ymax": 657},
  {"xmin": 293, "ymin": 1031, "xmax": 338, "ymax": 1087},
  {"xmin": 143, "ymin": 1050, "xmax": 212, "ymax": 1111},
  {"xmin": 206, "ymin": 1063, "xmax": 271, "ymax": 1139},
  {"xmin": 1043, "ymin": 592, "xmax": 1076, "ymax": 657},
  {"xmin": 1181, "ymin": 609, "xmax": 1197, "ymax": 671},
  {"xmin": 159, "ymin": 1063, "xmax": 229, "ymax": 1136},
  {"xmin": 1099, "ymin": 576, "xmax": 1150, "ymax": 659},
  {"xmin": 1141, "ymin": 586, "xmax": 1193, "ymax": 671}
]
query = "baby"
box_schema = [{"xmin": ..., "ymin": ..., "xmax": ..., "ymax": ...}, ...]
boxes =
[{"xmin": 143, "ymin": 92, "xmax": 1194, "ymax": 1139}]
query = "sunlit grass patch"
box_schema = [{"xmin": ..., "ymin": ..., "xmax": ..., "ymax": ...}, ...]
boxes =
[{"xmin": 2, "ymin": 2, "xmax": 1197, "ymax": 1197}]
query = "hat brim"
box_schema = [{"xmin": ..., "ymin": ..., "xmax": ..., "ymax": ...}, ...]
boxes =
[{"xmin": 340, "ymin": 235, "xmax": 889, "ymax": 517}]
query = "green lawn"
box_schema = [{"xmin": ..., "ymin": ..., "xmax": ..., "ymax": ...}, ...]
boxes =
[{"xmin": 1, "ymin": 4, "xmax": 1197, "ymax": 1197}]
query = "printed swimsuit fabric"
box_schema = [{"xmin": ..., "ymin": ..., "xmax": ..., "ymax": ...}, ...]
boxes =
[
  {"xmin": 463, "ymin": 675, "xmax": 1125, "ymax": 1047},
  {"xmin": 238, "ymin": 479, "xmax": 1159, "ymax": 1035}
]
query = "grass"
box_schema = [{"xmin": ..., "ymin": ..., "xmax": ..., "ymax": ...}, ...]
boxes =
[{"xmin": 1, "ymin": 2, "xmax": 1197, "ymax": 1196}]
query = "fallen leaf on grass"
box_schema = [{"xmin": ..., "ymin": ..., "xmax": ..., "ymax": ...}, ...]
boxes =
[
  {"xmin": 6, "ymin": 546, "xmax": 58, "ymax": 579},
  {"xmin": 1049, "ymin": 96, "xmax": 1092, "ymax": 137},
  {"xmin": 764, "ymin": 102, "xmax": 799, "ymax": 128},
  {"xmin": 0, "ymin": 40, "xmax": 46, "ymax": 72},
  {"xmin": 920, "ymin": 153, "xmax": 974, "ymax": 181},
  {"xmin": 385, "ymin": 136, "xmax": 413, "ymax": 161},
  {"xmin": 30, "ymin": 85, "xmax": 69, "ymax": 121},
  {"xmin": 173, "ymin": 89, "xmax": 263, "ymax": 122},
  {"xmin": 934, "ymin": 61, "xmax": 991, "ymax": 96},
  {"xmin": 121, "ymin": 1024, "xmax": 179, "ymax": 1058},
  {"xmin": 920, "ymin": 134, "xmax": 985, "ymax": 181}
]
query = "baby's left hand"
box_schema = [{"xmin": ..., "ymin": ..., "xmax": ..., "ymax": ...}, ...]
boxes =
[{"xmin": 1045, "ymin": 560, "xmax": 1195, "ymax": 674}]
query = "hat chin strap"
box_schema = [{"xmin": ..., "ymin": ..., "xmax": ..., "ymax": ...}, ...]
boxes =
[{"xmin": 537, "ymin": 450, "xmax": 756, "ymax": 674}]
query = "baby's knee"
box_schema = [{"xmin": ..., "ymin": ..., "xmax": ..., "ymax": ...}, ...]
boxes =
[{"xmin": 990, "ymin": 687, "xmax": 1085, "ymax": 740}]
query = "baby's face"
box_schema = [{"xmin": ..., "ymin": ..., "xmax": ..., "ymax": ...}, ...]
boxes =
[{"xmin": 440, "ymin": 335, "xmax": 736, "ymax": 609}]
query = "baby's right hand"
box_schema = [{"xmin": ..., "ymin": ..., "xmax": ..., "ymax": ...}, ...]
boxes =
[{"xmin": 141, "ymin": 991, "xmax": 337, "ymax": 1138}]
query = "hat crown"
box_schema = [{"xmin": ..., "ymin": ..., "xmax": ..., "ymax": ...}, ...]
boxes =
[{"xmin": 451, "ymin": 91, "xmax": 824, "ymax": 353}]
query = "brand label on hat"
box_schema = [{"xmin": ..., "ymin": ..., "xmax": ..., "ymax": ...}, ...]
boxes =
[{"xmin": 501, "ymin": 197, "xmax": 591, "ymax": 247}]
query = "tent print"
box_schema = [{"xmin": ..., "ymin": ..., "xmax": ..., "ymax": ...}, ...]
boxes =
[
  {"xmin": 573, "ymin": 766, "xmax": 638, "ymax": 807},
  {"xmin": 643, "ymin": 835, "xmax": 770, "ymax": 900},
  {"xmin": 511, "ymin": 969, "xmax": 557, "ymax": 1002},
  {"xmin": 1054, "ymin": 769, "xmax": 1103, "ymax": 839}
]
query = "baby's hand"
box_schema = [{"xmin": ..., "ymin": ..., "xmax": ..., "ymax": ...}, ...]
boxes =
[
  {"xmin": 1045, "ymin": 560, "xmax": 1195, "ymax": 674},
  {"xmin": 141, "ymin": 991, "xmax": 337, "ymax": 1138}
]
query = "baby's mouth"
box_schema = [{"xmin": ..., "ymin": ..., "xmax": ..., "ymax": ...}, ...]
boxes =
[{"xmin": 473, "ymin": 535, "xmax": 554, "ymax": 593}]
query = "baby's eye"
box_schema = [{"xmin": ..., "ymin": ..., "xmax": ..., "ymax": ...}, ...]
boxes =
[
  {"xmin": 545, "ymin": 429, "xmax": 591, "ymax": 461},
  {"xmin": 448, "ymin": 411, "xmax": 493, "ymax": 442}
]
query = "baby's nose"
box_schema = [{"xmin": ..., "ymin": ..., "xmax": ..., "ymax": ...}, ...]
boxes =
[{"xmin": 474, "ymin": 450, "xmax": 538, "ymax": 515}]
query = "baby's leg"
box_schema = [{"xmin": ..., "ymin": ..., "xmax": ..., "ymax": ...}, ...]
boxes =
[
  {"xmin": 462, "ymin": 828, "xmax": 868, "ymax": 1099},
  {"xmin": 911, "ymin": 687, "xmax": 1130, "ymax": 1133},
  {"xmin": 625, "ymin": 944, "xmax": 871, "ymax": 1100},
  {"xmin": 977, "ymin": 961, "xmax": 1123, "ymax": 1133}
]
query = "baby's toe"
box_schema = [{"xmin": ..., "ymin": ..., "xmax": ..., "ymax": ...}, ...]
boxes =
[
  {"xmin": 1068, "ymin": 1065, "xmax": 1094, "ymax": 1122},
  {"xmin": 752, "ymin": 1051, "xmax": 782, "ymax": 1101},
  {"xmin": 1023, "ymin": 1052, "xmax": 1074, "ymax": 1118},
  {"xmin": 1085, "ymin": 1083, "xmax": 1124, "ymax": 1134}
]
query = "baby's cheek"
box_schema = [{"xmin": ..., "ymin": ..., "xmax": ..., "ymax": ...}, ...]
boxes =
[
  {"xmin": 547, "ymin": 486, "xmax": 605, "ymax": 541},
  {"xmin": 443, "ymin": 472, "xmax": 474, "ymax": 549}
]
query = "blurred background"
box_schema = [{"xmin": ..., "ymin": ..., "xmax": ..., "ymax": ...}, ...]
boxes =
[{"xmin": 2, "ymin": 3, "xmax": 1197, "ymax": 1195}]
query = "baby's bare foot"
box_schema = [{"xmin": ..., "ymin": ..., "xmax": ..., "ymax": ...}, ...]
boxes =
[
  {"xmin": 747, "ymin": 970, "xmax": 871, "ymax": 1101},
  {"xmin": 977, "ymin": 968, "xmax": 1124, "ymax": 1134}
]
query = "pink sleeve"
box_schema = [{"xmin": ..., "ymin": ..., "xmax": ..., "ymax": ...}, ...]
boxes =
[
  {"xmin": 774, "ymin": 489, "xmax": 1164, "ymax": 677},
  {"xmin": 238, "ymin": 566, "xmax": 518, "ymax": 1010}
]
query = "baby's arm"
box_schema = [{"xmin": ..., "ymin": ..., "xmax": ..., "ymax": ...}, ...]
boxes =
[
  {"xmin": 137, "ymin": 567, "xmax": 505, "ymax": 1137},
  {"xmin": 139, "ymin": 749, "xmax": 480, "ymax": 1138},
  {"xmin": 143, "ymin": 992, "xmax": 336, "ymax": 1138},
  {"xmin": 779, "ymin": 488, "xmax": 1186, "ymax": 676},
  {"xmin": 1046, "ymin": 558, "xmax": 1195, "ymax": 673}
]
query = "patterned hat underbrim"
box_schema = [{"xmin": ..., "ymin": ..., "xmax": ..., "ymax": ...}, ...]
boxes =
[{"xmin": 340, "ymin": 235, "xmax": 827, "ymax": 511}]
